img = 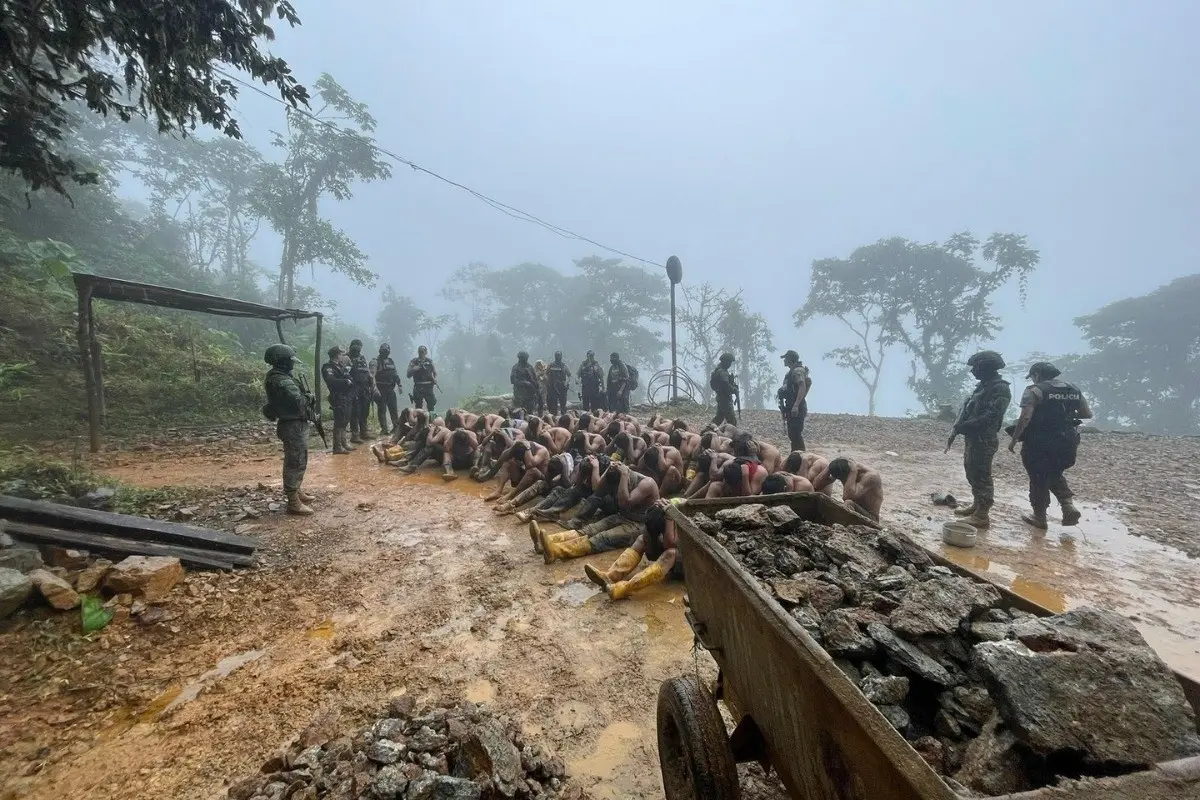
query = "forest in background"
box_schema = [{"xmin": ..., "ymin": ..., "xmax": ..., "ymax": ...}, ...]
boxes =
[{"xmin": 0, "ymin": 0, "xmax": 1196, "ymax": 438}]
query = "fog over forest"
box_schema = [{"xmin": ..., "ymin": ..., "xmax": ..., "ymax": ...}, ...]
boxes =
[{"xmin": 4, "ymin": 1, "xmax": 1198, "ymax": 433}]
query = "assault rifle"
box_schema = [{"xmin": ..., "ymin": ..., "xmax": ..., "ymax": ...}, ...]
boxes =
[
  {"xmin": 296, "ymin": 374, "xmax": 328, "ymax": 449},
  {"xmin": 733, "ymin": 383, "xmax": 742, "ymax": 422}
]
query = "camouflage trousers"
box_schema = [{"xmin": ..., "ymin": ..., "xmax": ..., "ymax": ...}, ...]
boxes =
[
  {"xmin": 962, "ymin": 432, "xmax": 999, "ymax": 512},
  {"xmin": 579, "ymin": 515, "xmax": 643, "ymax": 552},
  {"xmin": 713, "ymin": 394, "xmax": 737, "ymax": 426},
  {"xmin": 277, "ymin": 419, "xmax": 309, "ymax": 493},
  {"xmin": 411, "ymin": 383, "xmax": 436, "ymax": 412}
]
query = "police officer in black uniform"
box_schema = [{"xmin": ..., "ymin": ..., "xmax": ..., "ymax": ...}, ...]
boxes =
[
  {"xmin": 578, "ymin": 350, "xmax": 604, "ymax": 411},
  {"xmin": 346, "ymin": 339, "xmax": 375, "ymax": 443},
  {"xmin": 321, "ymin": 345, "xmax": 355, "ymax": 454},
  {"xmin": 1008, "ymin": 361, "xmax": 1091, "ymax": 530},
  {"xmin": 546, "ymin": 351, "xmax": 572, "ymax": 416},
  {"xmin": 371, "ymin": 343, "xmax": 401, "ymax": 436},
  {"xmin": 777, "ymin": 350, "xmax": 811, "ymax": 451},
  {"xmin": 407, "ymin": 345, "xmax": 437, "ymax": 411}
]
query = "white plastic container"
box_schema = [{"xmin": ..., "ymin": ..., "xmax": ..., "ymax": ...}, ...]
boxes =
[{"xmin": 942, "ymin": 520, "xmax": 978, "ymax": 548}]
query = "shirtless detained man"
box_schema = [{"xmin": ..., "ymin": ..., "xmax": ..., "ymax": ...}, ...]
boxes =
[
  {"xmin": 812, "ymin": 457, "xmax": 883, "ymax": 521},
  {"xmin": 537, "ymin": 459, "xmax": 660, "ymax": 563},
  {"xmin": 585, "ymin": 499, "xmax": 684, "ymax": 600}
]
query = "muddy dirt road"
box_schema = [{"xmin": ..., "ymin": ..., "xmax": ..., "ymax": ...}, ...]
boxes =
[{"xmin": 2, "ymin": 412, "xmax": 1198, "ymax": 800}]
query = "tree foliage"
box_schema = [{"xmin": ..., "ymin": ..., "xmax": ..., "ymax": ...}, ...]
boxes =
[
  {"xmin": 715, "ymin": 296, "xmax": 774, "ymax": 409},
  {"xmin": 252, "ymin": 73, "xmax": 391, "ymax": 306},
  {"xmin": 799, "ymin": 233, "xmax": 1039, "ymax": 411},
  {"xmin": 795, "ymin": 285, "xmax": 888, "ymax": 416},
  {"xmin": 0, "ymin": 0, "xmax": 308, "ymax": 195},
  {"xmin": 1062, "ymin": 275, "xmax": 1200, "ymax": 434}
]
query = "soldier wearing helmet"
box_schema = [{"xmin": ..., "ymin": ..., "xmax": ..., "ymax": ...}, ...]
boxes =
[
  {"xmin": 606, "ymin": 352, "xmax": 631, "ymax": 413},
  {"xmin": 1008, "ymin": 361, "xmax": 1092, "ymax": 530},
  {"xmin": 709, "ymin": 352, "xmax": 739, "ymax": 426},
  {"xmin": 578, "ymin": 350, "xmax": 604, "ymax": 411},
  {"xmin": 262, "ymin": 343, "xmax": 316, "ymax": 515},
  {"xmin": 546, "ymin": 350, "xmax": 572, "ymax": 416},
  {"xmin": 948, "ymin": 350, "xmax": 1011, "ymax": 528},
  {"xmin": 371, "ymin": 342, "xmax": 401, "ymax": 436},
  {"xmin": 345, "ymin": 339, "xmax": 375, "ymax": 443},
  {"xmin": 510, "ymin": 351, "xmax": 538, "ymax": 413},
  {"xmin": 406, "ymin": 344, "xmax": 437, "ymax": 412},
  {"xmin": 321, "ymin": 345, "xmax": 355, "ymax": 454}
]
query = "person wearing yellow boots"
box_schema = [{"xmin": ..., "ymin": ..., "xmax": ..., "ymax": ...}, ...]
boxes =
[
  {"xmin": 585, "ymin": 500, "xmax": 683, "ymax": 600},
  {"xmin": 536, "ymin": 460, "xmax": 659, "ymax": 563}
]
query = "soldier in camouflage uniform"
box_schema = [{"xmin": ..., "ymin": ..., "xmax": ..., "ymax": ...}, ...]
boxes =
[
  {"xmin": 321, "ymin": 345, "xmax": 354, "ymax": 455},
  {"xmin": 263, "ymin": 344, "xmax": 315, "ymax": 515},
  {"xmin": 407, "ymin": 345, "xmax": 438, "ymax": 411},
  {"xmin": 709, "ymin": 352, "xmax": 739, "ymax": 426},
  {"xmin": 510, "ymin": 351, "xmax": 539, "ymax": 412},
  {"xmin": 949, "ymin": 350, "xmax": 1012, "ymax": 528},
  {"xmin": 778, "ymin": 350, "xmax": 812, "ymax": 451},
  {"xmin": 346, "ymin": 339, "xmax": 375, "ymax": 443}
]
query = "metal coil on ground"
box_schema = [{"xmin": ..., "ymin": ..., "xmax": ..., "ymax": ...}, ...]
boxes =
[{"xmin": 645, "ymin": 367, "xmax": 706, "ymax": 408}]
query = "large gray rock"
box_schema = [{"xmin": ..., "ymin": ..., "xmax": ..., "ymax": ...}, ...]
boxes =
[
  {"xmin": 821, "ymin": 609, "xmax": 877, "ymax": 660},
  {"xmin": 1009, "ymin": 607, "xmax": 1146, "ymax": 653},
  {"xmin": 953, "ymin": 715, "xmax": 1030, "ymax": 796},
  {"xmin": 714, "ymin": 504, "xmax": 769, "ymax": 530},
  {"xmin": 821, "ymin": 528, "xmax": 889, "ymax": 572},
  {"xmin": 875, "ymin": 530, "xmax": 933, "ymax": 568},
  {"xmin": 769, "ymin": 576, "xmax": 844, "ymax": 613},
  {"xmin": 369, "ymin": 764, "xmax": 409, "ymax": 798},
  {"xmin": 368, "ymin": 738, "xmax": 405, "ymax": 764},
  {"xmin": 453, "ymin": 719, "xmax": 522, "ymax": 793},
  {"xmin": 974, "ymin": 630, "xmax": 1200, "ymax": 767},
  {"xmin": 867, "ymin": 623, "xmax": 956, "ymax": 686},
  {"xmin": 860, "ymin": 674, "xmax": 909, "ymax": 706},
  {"xmin": 0, "ymin": 545, "xmax": 42, "ymax": 574},
  {"xmin": 0, "ymin": 567, "xmax": 33, "ymax": 618},
  {"xmin": 888, "ymin": 576, "xmax": 1001, "ymax": 639},
  {"xmin": 406, "ymin": 774, "xmax": 482, "ymax": 800},
  {"xmin": 764, "ymin": 504, "xmax": 800, "ymax": 529}
]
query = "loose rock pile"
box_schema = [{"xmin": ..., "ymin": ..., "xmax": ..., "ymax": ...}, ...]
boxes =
[
  {"xmin": 694, "ymin": 503, "xmax": 1200, "ymax": 795},
  {"xmin": 0, "ymin": 531, "xmax": 184, "ymax": 623},
  {"xmin": 226, "ymin": 696, "xmax": 585, "ymax": 800}
]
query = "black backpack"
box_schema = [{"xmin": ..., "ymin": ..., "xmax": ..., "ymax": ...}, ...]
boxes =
[{"xmin": 627, "ymin": 365, "xmax": 639, "ymax": 391}]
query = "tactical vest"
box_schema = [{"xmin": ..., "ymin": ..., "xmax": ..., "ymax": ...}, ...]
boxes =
[
  {"xmin": 779, "ymin": 365, "xmax": 809, "ymax": 405},
  {"xmin": 580, "ymin": 361, "xmax": 602, "ymax": 386},
  {"xmin": 349, "ymin": 354, "xmax": 371, "ymax": 385},
  {"xmin": 411, "ymin": 358, "xmax": 435, "ymax": 383},
  {"xmin": 548, "ymin": 363, "xmax": 569, "ymax": 386},
  {"xmin": 322, "ymin": 361, "xmax": 352, "ymax": 395},
  {"xmin": 1026, "ymin": 380, "xmax": 1084, "ymax": 438},
  {"xmin": 375, "ymin": 356, "xmax": 398, "ymax": 387},
  {"xmin": 264, "ymin": 368, "xmax": 305, "ymax": 420}
]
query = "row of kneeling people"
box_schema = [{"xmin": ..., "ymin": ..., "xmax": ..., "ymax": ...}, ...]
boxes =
[{"xmin": 371, "ymin": 407, "xmax": 883, "ymax": 602}]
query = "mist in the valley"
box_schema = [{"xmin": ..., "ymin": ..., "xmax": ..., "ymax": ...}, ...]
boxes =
[{"xmin": 6, "ymin": 1, "xmax": 1199, "ymax": 432}]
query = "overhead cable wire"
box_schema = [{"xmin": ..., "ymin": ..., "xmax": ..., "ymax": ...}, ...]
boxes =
[{"xmin": 213, "ymin": 68, "xmax": 665, "ymax": 268}]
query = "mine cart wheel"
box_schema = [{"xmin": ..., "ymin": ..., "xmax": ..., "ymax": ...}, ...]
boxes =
[{"xmin": 657, "ymin": 675, "xmax": 741, "ymax": 800}]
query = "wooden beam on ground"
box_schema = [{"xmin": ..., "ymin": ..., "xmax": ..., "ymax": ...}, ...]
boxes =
[
  {"xmin": 1, "ymin": 521, "xmax": 247, "ymax": 570},
  {"xmin": 0, "ymin": 495, "xmax": 260, "ymax": 554}
]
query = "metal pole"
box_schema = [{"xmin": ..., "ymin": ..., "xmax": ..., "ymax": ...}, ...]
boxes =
[{"xmin": 670, "ymin": 283, "xmax": 678, "ymax": 402}]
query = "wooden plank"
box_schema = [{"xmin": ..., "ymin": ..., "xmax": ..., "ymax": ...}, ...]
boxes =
[
  {"xmin": 0, "ymin": 495, "xmax": 260, "ymax": 554},
  {"xmin": 2, "ymin": 521, "xmax": 246, "ymax": 570},
  {"xmin": 77, "ymin": 285, "xmax": 101, "ymax": 453}
]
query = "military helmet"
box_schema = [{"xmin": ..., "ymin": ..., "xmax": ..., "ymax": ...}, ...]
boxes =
[
  {"xmin": 554, "ymin": 350, "xmax": 563, "ymax": 360},
  {"xmin": 418, "ymin": 345, "xmax": 428, "ymax": 354},
  {"xmin": 967, "ymin": 350, "xmax": 1006, "ymax": 371},
  {"xmin": 719, "ymin": 352, "xmax": 735, "ymax": 365},
  {"xmin": 327, "ymin": 345, "xmax": 342, "ymax": 358},
  {"xmin": 1026, "ymin": 361, "xmax": 1061, "ymax": 380},
  {"xmin": 350, "ymin": 338, "xmax": 363, "ymax": 348},
  {"xmin": 518, "ymin": 350, "xmax": 529, "ymax": 360},
  {"xmin": 264, "ymin": 343, "xmax": 296, "ymax": 364}
]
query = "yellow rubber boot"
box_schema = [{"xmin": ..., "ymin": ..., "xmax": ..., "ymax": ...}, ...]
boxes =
[
  {"xmin": 584, "ymin": 547, "xmax": 643, "ymax": 590},
  {"xmin": 540, "ymin": 529, "xmax": 593, "ymax": 565},
  {"xmin": 608, "ymin": 562, "xmax": 667, "ymax": 601}
]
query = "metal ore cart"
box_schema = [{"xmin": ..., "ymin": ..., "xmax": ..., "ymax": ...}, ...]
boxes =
[{"xmin": 657, "ymin": 492, "xmax": 1200, "ymax": 800}]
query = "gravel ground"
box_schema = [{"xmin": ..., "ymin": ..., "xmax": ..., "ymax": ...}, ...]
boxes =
[{"xmin": 718, "ymin": 411, "xmax": 1200, "ymax": 559}]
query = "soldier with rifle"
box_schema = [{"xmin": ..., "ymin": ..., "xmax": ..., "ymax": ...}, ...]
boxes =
[
  {"xmin": 346, "ymin": 339, "xmax": 375, "ymax": 443},
  {"xmin": 407, "ymin": 345, "xmax": 438, "ymax": 411},
  {"xmin": 607, "ymin": 352, "xmax": 631, "ymax": 413},
  {"xmin": 510, "ymin": 351, "xmax": 539, "ymax": 412},
  {"xmin": 709, "ymin": 352, "xmax": 739, "ymax": 426},
  {"xmin": 777, "ymin": 349, "xmax": 812, "ymax": 451},
  {"xmin": 578, "ymin": 350, "xmax": 604, "ymax": 411},
  {"xmin": 946, "ymin": 350, "xmax": 1011, "ymax": 529},
  {"xmin": 321, "ymin": 345, "xmax": 355, "ymax": 454},
  {"xmin": 371, "ymin": 342, "xmax": 401, "ymax": 436},
  {"xmin": 546, "ymin": 351, "xmax": 572, "ymax": 416},
  {"xmin": 262, "ymin": 344, "xmax": 318, "ymax": 515}
]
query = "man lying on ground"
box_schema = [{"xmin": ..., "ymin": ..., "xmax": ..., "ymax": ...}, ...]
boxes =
[
  {"xmin": 537, "ymin": 460, "xmax": 660, "ymax": 564},
  {"xmin": 585, "ymin": 499, "xmax": 683, "ymax": 601},
  {"xmin": 812, "ymin": 457, "xmax": 883, "ymax": 521}
]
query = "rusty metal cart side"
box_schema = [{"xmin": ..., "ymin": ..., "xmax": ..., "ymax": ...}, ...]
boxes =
[{"xmin": 657, "ymin": 493, "xmax": 1200, "ymax": 800}]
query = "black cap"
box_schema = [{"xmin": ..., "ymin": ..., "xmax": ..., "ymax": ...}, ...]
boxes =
[
  {"xmin": 327, "ymin": 345, "xmax": 343, "ymax": 357},
  {"xmin": 1026, "ymin": 361, "xmax": 1061, "ymax": 380},
  {"xmin": 781, "ymin": 350, "xmax": 800, "ymax": 362}
]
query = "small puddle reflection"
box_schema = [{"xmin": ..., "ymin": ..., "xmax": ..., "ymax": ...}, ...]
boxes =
[{"xmin": 552, "ymin": 581, "xmax": 603, "ymax": 607}]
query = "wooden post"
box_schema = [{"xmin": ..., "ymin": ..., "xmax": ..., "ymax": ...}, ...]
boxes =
[
  {"xmin": 88, "ymin": 298, "xmax": 105, "ymax": 422},
  {"xmin": 313, "ymin": 315, "xmax": 323, "ymax": 413},
  {"xmin": 76, "ymin": 286, "xmax": 101, "ymax": 453}
]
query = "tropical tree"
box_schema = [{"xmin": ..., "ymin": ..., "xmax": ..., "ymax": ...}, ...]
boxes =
[
  {"xmin": 716, "ymin": 296, "xmax": 775, "ymax": 409},
  {"xmin": 0, "ymin": 0, "xmax": 307, "ymax": 195},
  {"xmin": 252, "ymin": 73, "xmax": 391, "ymax": 305},
  {"xmin": 798, "ymin": 232, "xmax": 1038, "ymax": 411}
]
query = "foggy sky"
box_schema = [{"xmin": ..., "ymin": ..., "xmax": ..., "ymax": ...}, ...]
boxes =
[{"xmin": 229, "ymin": 1, "xmax": 1200, "ymax": 415}]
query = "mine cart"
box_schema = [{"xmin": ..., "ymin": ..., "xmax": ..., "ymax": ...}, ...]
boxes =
[{"xmin": 658, "ymin": 492, "xmax": 1200, "ymax": 800}]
